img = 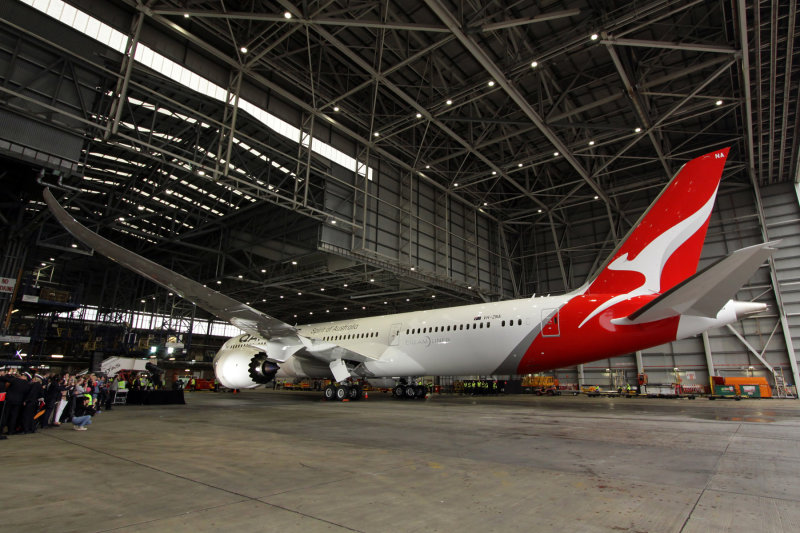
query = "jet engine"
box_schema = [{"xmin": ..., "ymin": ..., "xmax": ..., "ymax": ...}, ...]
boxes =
[
  {"xmin": 249, "ymin": 353, "xmax": 280, "ymax": 384},
  {"xmin": 213, "ymin": 350, "xmax": 279, "ymax": 389}
]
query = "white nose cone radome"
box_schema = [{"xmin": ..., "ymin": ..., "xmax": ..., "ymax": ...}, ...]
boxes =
[{"xmin": 676, "ymin": 300, "xmax": 764, "ymax": 340}]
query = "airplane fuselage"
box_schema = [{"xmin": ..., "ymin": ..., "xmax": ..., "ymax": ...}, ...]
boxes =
[{"xmin": 213, "ymin": 291, "xmax": 749, "ymax": 383}]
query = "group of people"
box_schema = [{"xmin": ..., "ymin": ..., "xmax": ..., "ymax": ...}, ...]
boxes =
[
  {"xmin": 0, "ymin": 367, "xmax": 121, "ymax": 436},
  {"xmin": 129, "ymin": 372, "xmax": 160, "ymax": 391}
]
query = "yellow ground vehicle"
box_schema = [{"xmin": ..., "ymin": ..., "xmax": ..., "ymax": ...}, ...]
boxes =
[{"xmin": 522, "ymin": 376, "xmax": 561, "ymax": 395}]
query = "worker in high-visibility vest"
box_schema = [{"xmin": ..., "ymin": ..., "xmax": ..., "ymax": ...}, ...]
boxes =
[{"xmin": 72, "ymin": 393, "xmax": 95, "ymax": 430}]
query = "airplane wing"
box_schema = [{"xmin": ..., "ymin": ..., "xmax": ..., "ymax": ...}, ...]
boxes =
[
  {"xmin": 621, "ymin": 242, "xmax": 777, "ymax": 324},
  {"xmin": 44, "ymin": 188, "xmax": 297, "ymax": 340},
  {"xmin": 44, "ymin": 189, "xmax": 382, "ymax": 373},
  {"xmin": 44, "ymin": 189, "xmax": 379, "ymax": 370}
]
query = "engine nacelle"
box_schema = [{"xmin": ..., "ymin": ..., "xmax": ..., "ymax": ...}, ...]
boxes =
[{"xmin": 213, "ymin": 350, "xmax": 279, "ymax": 389}]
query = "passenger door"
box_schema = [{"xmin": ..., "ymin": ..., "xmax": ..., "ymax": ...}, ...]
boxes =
[
  {"xmin": 389, "ymin": 323, "xmax": 403, "ymax": 345},
  {"xmin": 541, "ymin": 309, "xmax": 560, "ymax": 337}
]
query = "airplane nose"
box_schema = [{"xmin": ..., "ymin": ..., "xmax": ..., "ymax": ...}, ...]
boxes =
[{"xmin": 731, "ymin": 301, "xmax": 767, "ymax": 320}]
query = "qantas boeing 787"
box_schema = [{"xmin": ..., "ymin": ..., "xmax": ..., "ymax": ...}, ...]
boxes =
[{"xmin": 44, "ymin": 148, "xmax": 775, "ymax": 400}]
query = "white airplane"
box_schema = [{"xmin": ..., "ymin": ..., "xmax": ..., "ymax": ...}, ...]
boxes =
[{"xmin": 44, "ymin": 147, "xmax": 775, "ymax": 400}]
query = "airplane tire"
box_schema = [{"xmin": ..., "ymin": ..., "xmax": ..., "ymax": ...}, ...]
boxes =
[
  {"xmin": 414, "ymin": 385, "xmax": 426, "ymax": 398},
  {"xmin": 393, "ymin": 385, "xmax": 406, "ymax": 398},
  {"xmin": 336, "ymin": 386, "xmax": 348, "ymax": 401},
  {"xmin": 405, "ymin": 386, "xmax": 417, "ymax": 399},
  {"xmin": 323, "ymin": 385, "xmax": 336, "ymax": 400},
  {"xmin": 349, "ymin": 386, "xmax": 362, "ymax": 401}
]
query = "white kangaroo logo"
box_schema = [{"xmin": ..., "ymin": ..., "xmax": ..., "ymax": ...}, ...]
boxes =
[{"xmin": 578, "ymin": 188, "xmax": 718, "ymax": 328}]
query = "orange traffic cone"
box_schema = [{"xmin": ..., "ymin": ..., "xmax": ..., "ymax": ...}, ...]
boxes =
[{"xmin": 364, "ymin": 391, "xmax": 368, "ymax": 399}]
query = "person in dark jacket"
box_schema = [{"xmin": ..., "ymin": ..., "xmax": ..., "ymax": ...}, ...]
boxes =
[
  {"xmin": 72, "ymin": 393, "xmax": 96, "ymax": 430},
  {"xmin": 21, "ymin": 374, "xmax": 44, "ymax": 434},
  {"xmin": 0, "ymin": 370, "xmax": 32, "ymax": 435}
]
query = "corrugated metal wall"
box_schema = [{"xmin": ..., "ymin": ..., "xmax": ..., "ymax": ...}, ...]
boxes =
[{"xmin": 320, "ymin": 158, "xmax": 512, "ymax": 297}]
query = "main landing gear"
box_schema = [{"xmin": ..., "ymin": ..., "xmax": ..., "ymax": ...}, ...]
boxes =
[
  {"xmin": 323, "ymin": 383, "xmax": 363, "ymax": 401},
  {"xmin": 392, "ymin": 383, "xmax": 428, "ymax": 400}
]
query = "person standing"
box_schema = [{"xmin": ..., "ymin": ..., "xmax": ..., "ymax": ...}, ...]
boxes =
[
  {"xmin": 53, "ymin": 376, "xmax": 73, "ymax": 425},
  {"xmin": 0, "ymin": 370, "xmax": 32, "ymax": 435},
  {"xmin": 21, "ymin": 374, "xmax": 44, "ymax": 433},
  {"xmin": 105, "ymin": 376, "xmax": 119, "ymax": 410},
  {"xmin": 97, "ymin": 376, "xmax": 108, "ymax": 410},
  {"xmin": 67, "ymin": 376, "xmax": 86, "ymax": 422},
  {"xmin": 41, "ymin": 374, "xmax": 65, "ymax": 428}
]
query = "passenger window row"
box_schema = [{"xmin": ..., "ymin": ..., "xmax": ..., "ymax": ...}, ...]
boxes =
[
  {"xmin": 323, "ymin": 331, "xmax": 379, "ymax": 342},
  {"xmin": 321, "ymin": 318, "xmax": 524, "ymax": 343},
  {"xmin": 404, "ymin": 318, "xmax": 522, "ymax": 336}
]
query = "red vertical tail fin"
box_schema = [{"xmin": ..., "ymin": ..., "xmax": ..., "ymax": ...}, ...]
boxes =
[{"xmin": 585, "ymin": 148, "xmax": 730, "ymax": 297}]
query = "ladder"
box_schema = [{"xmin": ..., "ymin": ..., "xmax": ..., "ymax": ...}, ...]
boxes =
[
  {"xmin": 773, "ymin": 367, "xmax": 793, "ymax": 398},
  {"xmin": 612, "ymin": 369, "xmax": 625, "ymax": 391}
]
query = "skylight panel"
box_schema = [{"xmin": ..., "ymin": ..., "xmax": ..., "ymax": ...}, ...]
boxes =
[
  {"xmin": 25, "ymin": 0, "xmax": 375, "ymax": 192},
  {"xmin": 88, "ymin": 152, "xmax": 147, "ymax": 167},
  {"xmin": 155, "ymin": 106, "xmax": 197, "ymax": 124},
  {"xmin": 82, "ymin": 175, "xmax": 121, "ymax": 187},
  {"xmin": 86, "ymin": 166, "xmax": 133, "ymax": 177}
]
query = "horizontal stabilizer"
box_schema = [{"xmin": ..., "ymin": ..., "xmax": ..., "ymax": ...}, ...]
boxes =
[{"xmin": 624, "ymin": 242, "xmax": 777, "ymax": 323}]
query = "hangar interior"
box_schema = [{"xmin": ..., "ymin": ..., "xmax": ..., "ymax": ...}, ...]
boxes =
[{"xmin": 0, "ymin": 0, "xmax": 799, "ymax": 394}]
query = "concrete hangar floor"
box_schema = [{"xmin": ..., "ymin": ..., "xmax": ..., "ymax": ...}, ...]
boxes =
[{"xmin": 2, "ymin": 391, "xmax": 799, "ymax": 533}]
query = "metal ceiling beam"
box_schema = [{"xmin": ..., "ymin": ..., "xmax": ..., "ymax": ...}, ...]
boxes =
[
  {"xmin": 123, "ymin": 0, "xmax": 505, "ymax": 225},
  {"xmin": 768, "ymin": 1, "xmax": 778, "ymax": 184},
  {"xmin": 292, "ymin": 10, "xmax": 552, "ymax": 215},
  {"xmin": 547, "ymin": 55, "xmax": 733, "ymax": 124},
  {"xmin": 592, "ymin": 57, "xmax": 736, "ymax": 177},
  {"xmin": 318, "ymin": 35, "xmax": 455, "ymax": 112},
  {"xmin": 777, "ymin": 0, "xmax": 795, "ymax": 184},
  {"xmin": 599, "ymin": 37, "xmax": 737, "ymax": 54},
  {"xmin": 422, "ymin": 0, "xmax": 614, "ymax": 212},
  {"xmin": 147, "ymin": 10, "xmax": 452, "ymax": 33},
  {"xmin": 604, "ymin": 37, "xmax": 672, "ymax": 178},
  {"xmin": 477, "ymin": 9, "xmax": 581, "ymax": 32}
]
